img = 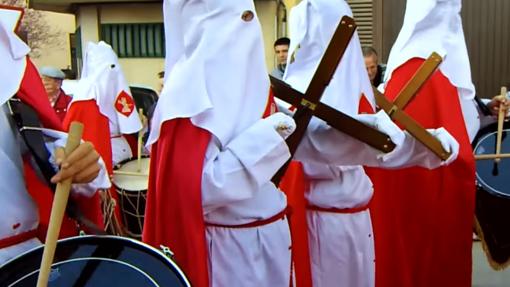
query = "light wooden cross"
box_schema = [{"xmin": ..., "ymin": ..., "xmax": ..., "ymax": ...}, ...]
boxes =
[{"xmin": 373, "ymin": 52, "xmax": 452, "ymax": 161}]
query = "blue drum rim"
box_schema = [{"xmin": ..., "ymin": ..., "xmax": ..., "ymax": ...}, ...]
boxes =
[{"xmin": 0, "ymin": 235, "xmax": 191, "ymax": 287}]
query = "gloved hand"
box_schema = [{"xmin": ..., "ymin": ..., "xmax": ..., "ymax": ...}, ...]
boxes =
[
  {"xmin": 355, "ymin": 110, "xmax": 406, "ymax": 154},
  {"xmin": 264, "ymin": 112, "xmax": 296, "ymax": 139},
  {"xmin": 427, "ymin": 127, "xmax": 459, "ymax": 166}
]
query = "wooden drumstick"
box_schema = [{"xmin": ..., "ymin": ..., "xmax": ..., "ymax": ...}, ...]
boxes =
[
  {"xmin": 113, "ymin": 170, "xmax": 149, "ymax": 176},
  {"xmin": 137, "ymin": 108, "xmax": 144, "ymax": 172},
  {"xmin": 494, "ymin": 87, "xmax": 507, "ymax": 163},
  {"xmin": 37, "ymin": 122, "xmax": 83, "ymax": 287}
]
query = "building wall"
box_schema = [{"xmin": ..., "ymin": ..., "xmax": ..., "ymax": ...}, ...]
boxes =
[
  {"xmin": 462, "ymin": 0, "xmax": 510, "ymax": 98},
  {"xmin": 378, "ymin": 0, "xmax": 510, "ymax": 99},
  {"xmin": 99, "ymin": 3, "xmax": 164, "ymax": 90},
  {"xmin": 30, "ymin": 11, "xmax": 75, "ymax": 71},
  {"xmin": 255, "ymin": 0, "xmax": 278, "ymax": 71},
  {"xmin": 71, "ymin": 1, "xmax": 281, "ymax": 90}
]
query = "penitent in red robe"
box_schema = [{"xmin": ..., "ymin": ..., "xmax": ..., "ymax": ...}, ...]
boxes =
[{"xmin": 367, "ymin": 58, "xmax": 476, "ymax": 287}]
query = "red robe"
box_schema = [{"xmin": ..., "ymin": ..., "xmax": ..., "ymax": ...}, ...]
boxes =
[
  {"xmin": 143, "ymin": 119, "xmax": 211, "ymax": 287},
  {"xmin": 17, "ymin": 59, "xmax": 79, "ymax": 239},
  {"xmin": 367, "ymin": 58, "xmax": 476, "ymax": 287},
  {"xmin": 63, "ymin": 100, "xmax": 116, "ymax": 230}
]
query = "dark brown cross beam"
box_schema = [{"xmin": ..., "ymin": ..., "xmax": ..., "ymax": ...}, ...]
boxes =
[
  {"xmin": 373, "ymin": 52, "xmax": 451, "ymax": 160},
  {"xmin": 271, "ymin": 16, "xmax": 396, "ymax": 184}
]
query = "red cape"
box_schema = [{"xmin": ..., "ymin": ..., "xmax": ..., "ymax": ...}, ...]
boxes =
[
  {"xmin": 143, "ymin": 119, "xmax": 211, "ymax": 287},
  {"xmin": 367, "ymin": 58, "xmax": 476, "ymax": 287},
  {"xmin": 63, "ymin": 100, "xmax": 118, "ymax": 230},
  {"xmin": 143, "ymin": 93, "xmax": 278, "ymax": 287},
  {"xmin": 17, "ymin": 59, "xmax": 79, "ymax": 239}
]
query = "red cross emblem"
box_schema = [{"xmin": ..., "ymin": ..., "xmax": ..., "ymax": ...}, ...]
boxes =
[{"xmin": 115, "ymin": 91, "xmax": 135, "ymax": 117}]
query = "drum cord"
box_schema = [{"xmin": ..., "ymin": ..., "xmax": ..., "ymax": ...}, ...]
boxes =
[{"xmin": 101, "ymin": 190, "xmax": 125, "ymax": 236}]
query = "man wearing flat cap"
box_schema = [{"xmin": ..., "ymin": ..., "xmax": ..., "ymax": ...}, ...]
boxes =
[{"xmin": 40, "ymin": 66, "xmax": 72, "ymax": 122}]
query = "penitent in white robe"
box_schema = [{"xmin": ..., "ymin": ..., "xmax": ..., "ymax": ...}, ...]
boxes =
[{"xmin": 293, "ymin": 115, "xmax": 453, "ymax": 287}]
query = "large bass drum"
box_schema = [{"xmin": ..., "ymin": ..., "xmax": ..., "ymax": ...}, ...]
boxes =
[
  {"xmin": 0, "ymin": 236, "xmax": 190, "ymax": 286},
  {"xmin": 473, "ymin": 121, "xmax": 510, "ymax": 268}
]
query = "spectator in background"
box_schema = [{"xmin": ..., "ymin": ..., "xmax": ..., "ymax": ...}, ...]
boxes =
[
  {"xmin": 270, "ymin": 37, "xmax": 290, "ymax": 79},
  {"xmin": 40, "ymin": 66, "xmax": 72, "ymax": 122},
  {"xmin": 362, "ymin": 46, "xmax": 386, "ymax": 87}
]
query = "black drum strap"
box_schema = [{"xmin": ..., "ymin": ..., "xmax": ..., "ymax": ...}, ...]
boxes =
[
  {"xmin": 7, "ymin": 97, "xmax": 106, "ymax": 236},
  {"xmin": 8, "ymin": 97, "xmax": 57, "ymax": 189}
]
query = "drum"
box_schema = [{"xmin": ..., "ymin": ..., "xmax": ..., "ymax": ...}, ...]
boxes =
[
  {"xmin": 0, "ymin": 235, "xmax": 190, "ymax": 286},
  {"xmin": 112, "ymin": 156, "xmax": 150, "ymax": 239},
  {"xmin": 473, "ymin": 121, "xmax": 510, "ymax": 268}
]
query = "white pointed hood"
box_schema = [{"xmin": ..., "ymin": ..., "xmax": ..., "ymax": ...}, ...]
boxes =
[
  {"xmin": 0, "ymin": 6, "xmax": 30, "ymax": 106},
  {"xmin": 73, "ymin": 41, "xmax": 142, "ymax": 135},
  {"xmin": 383, "ymin": 0, "xmax": 475, "ymax": 100},
  {"xmin": 148, "ymin": 0, "xmax": 272, "ymax": 146},
  {"xmin": 283, "ymin": 0, "xmax": 375, "ymax": 116}
]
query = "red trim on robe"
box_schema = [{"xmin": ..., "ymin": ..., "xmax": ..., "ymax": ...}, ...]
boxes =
[
  {"xmin": 366, "ymin": 58, "xmax": 476, "ymax": 287},
  {"xmin": 358, "ymin": 93, "xmax": 375, "ymax": 114},
  {"xmin": 143, "ymin": 119, "xmax": 211, "ymax": 287}
]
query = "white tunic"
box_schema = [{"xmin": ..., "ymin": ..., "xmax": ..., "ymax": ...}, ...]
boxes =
[
  {"xmin": 201, "ymin": 118, "xmax": 291, "ymax": 287},
  {"xmin": 294, "ymin": 116, "xmax": 450, "ymax": 287},
  {"xmin": 0, "ymin": 105, "xmax": 40, "ymax": 265},
  {"xmin": 0, "ymin": 104, "xmax": 110, "ymax": 265}
]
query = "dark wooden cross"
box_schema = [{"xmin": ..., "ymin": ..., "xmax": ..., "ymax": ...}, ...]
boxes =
[{"xmin": 271, "ymin": 16, "xmax": 396, "ymax": 184}]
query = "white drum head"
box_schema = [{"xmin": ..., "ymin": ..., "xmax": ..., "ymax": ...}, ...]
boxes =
[{"xmin": 113, "ymin": 157, "xmax": 150, "ymax": 191}]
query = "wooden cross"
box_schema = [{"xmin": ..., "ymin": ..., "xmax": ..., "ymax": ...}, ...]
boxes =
[
  {"xmin": 271, "ymin": 16, "xmax": 396, "ymax": 184},
  {"xmin": 373, "ymin": 52, "xmax": 452, "ymax": 161}
]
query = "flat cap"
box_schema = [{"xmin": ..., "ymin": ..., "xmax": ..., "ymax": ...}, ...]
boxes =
[{"xmin": 39, "ymin": 66, "xmax": 66, "ymax": 79}]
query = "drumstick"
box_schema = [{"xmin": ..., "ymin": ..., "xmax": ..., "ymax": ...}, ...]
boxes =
[
  {"xmin": 37, "ymin": 122, "xmax": 83, "ymax": 287},
  {"xmin": 494, "ymin": 87, "xmax": 507, "ymax": 163},
  {"xmin": 475, "ymin": 153, "xmax": 510, "ymax": 160},
  {"xmin": 113, "ymin": 170, "xmax": 149, "ymax": 177},
  {"xmin": 137, "ymin": 108, "xmax": 144, "ymax": 172}
]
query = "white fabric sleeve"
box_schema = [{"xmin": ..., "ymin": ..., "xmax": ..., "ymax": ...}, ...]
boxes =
[
  {"xmin": 201, "ymin": 118, "xmax": 291, "ymax": 214},
  {"xmin": 293, "ymin": 111, "xmax": 456, "ymax": 169},
  {"xmin": 43, "ymin": 129, "xmax": 111, "ymax": 198},
  {"xmin": 294, "ymin": 111, "xmax": 406, "ymax": 166}
]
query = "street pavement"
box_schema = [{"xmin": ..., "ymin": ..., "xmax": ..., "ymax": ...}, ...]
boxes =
[{"xmin": 472, "ymin": 241, "xmax": 510, "ymax": 287}]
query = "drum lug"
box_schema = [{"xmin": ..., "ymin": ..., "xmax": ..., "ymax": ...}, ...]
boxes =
[{"xmin": 160, "ymin": 245, "xmax": 175, "ymax": 259}]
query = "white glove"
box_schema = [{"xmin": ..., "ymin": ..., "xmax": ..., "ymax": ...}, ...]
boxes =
[
  {"xmin": 427, "ymin": 127, "xmax": 459, "ymax": 166},
  {"xmin": 264, "ymin": 112, "xmax": 296, "ymax": 139},
  {"xmin": 355, "ymin": 110, "xmax": 406, "ymax": 157}
]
